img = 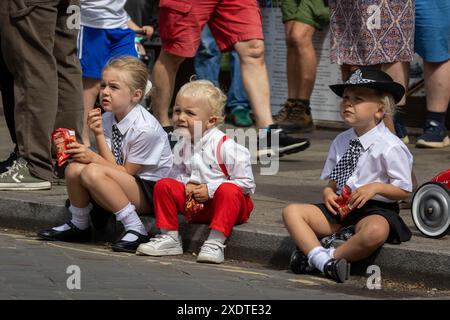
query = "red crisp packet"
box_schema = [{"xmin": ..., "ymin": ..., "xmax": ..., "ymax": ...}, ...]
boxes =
[
  {"xmin": 52, "ymin": 128, "xmax": 77, "ymax": 167},
  {"xmin": 184, "ymin": 193, "xmax": 204, "ymax": 222},
  {"xmin": 336, "ymin": 185, "xmax": 353, "ymax": 220}
]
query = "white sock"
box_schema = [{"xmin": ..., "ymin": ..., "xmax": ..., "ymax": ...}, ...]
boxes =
[
  {"xmin": 307, "ymin": 246, "xmax": 332, "ymax": 272},
  {"xmin": 160, "ymin": 228, "xmax": 179, "ymax": 239},
  {"xmin": 327, "ymin": 247, "xmax": 336, "ymax": 259},
  {"xmin": 207, "ymin": 229, "xmax": 227, "ymax": 244},
  {"xmin": 53, "ymin": 203, "xmax": 92, "ymax": 231},
  {"xmin": 115, "ymin": 203, "xmax": 147, "ymax": 241}
]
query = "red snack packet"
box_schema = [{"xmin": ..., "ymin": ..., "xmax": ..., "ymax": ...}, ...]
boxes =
[
  {"xmin": 336, "ymin": 185, "xmax": 353, "ymax": 220},
  {"xmin": 184, "ymin": 193, "xmax": 204, "ymax": 222},
  {"xmin": 52, "ymin": 128, "xmax": 77, "ymax": 167}
]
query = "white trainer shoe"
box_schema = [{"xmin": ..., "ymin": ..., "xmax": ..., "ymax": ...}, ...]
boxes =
[
  {"xmin": 136, "ymin": 234, "xmax": 183, "ymax": 256},
  {"xmin": 197, "ymin": 240, "xmax": 226, "ymax": 264}
]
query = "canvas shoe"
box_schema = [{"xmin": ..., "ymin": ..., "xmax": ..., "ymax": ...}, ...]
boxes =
[
  {"xmin": 136, "ymin": 233, "xmax": 183, "ymax": 256},
  {"xmin": 197, "ymin": 240, "xmax": 226, "ymax": 264},
  {"xmin": 230, "ymin": 106, "xmax": 253, "ymax": 127},
  {"xmin": 0, "ymin": 158, "xmax": 51, "ymax": 190}
]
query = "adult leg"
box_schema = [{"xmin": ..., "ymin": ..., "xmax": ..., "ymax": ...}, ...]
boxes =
[
  {"xmin": 53, "ymin": 0, "xmax": 84, "ymax": 145},
  {"xmin": 276, "ymin": 20, "xmax": 316, "ymax": 132},
  {"xmin": 416, "ymin": 59, "xmax": 450, "ymax": 148},
  {"xmin": 151, "ymin": 50, "xmax": 186, "ymax": 127},
  {"xmin": 285, "ymin": 21, "xmax": 317, "ymax": 100},
  {"xmin": 3, "ymin": 1, "xmax": 60, "ymax": 181},
  {"xmin": 334, "ymin": 215, "xmax": 389, "ymax": 262},
  {"xmin": 234, "ymin": 39, "xmax": 273, "ymax": 129},
  {"xmin": 228, "ymin": 51, "xmax": 252, "ymax": 127},
  {"xmin": 194, "ymin": 25, "xmax": 222, "ymax": 87}
]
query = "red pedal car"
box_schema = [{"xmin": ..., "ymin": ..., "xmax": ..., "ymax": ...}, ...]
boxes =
[{"xmin": 411, "ymin": 169, "xmax": 450, "ymax": 238}]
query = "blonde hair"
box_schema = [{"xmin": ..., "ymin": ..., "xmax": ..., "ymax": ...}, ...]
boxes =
[
  {"xmin": 103, "ymin": 56, "xmax": 150, "ymax": 100},
  {"xmin": 379, "ymin": 94, "xmax": 396, "ymax": 117},
  {"xmin": 176, "ymin": 80, "xmax": 227, "ymax": 125}
]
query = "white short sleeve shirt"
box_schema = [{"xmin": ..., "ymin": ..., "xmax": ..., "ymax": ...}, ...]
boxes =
[
  {"xmin": 80, "ymin": 0, "xmax": 129, "ymax": 29},
  {"xmin": 102, "ymin": 104, "xmax": 173, "ymax": 181},
  {"xmin": 321, "ymin": 122, "xmax": 413, "ymax": 202}
]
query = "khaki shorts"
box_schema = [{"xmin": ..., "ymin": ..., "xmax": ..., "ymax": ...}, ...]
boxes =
[{"xmin": 281, "ymin": 0, "xmax": 330, "ymax": 30}]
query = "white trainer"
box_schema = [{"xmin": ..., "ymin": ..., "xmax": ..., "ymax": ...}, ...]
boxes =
[
  {"xmin": 136, "ymin": 234, "xmax": 183, "ymax": 256},
  {"xmin": 197, "ymin": 240, "xmax": 226, "ymax": 264}
]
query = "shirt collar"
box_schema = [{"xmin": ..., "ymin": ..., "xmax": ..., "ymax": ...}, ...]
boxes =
[
  {"xmin": 112, "ymin": 105, "xmax": 140, "ymax": 135},
  {"xmin": 191, "ymin": 127, "xmax": 219, "ymax": 149},
  {"xmin": 350, "ymin": 121, "xmax": 385, "ymax": 150}
]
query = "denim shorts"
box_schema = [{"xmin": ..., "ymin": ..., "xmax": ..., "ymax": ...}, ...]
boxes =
[{"xmin": 415, "ymin": 0, "xmax": 450, "ymax": 62}]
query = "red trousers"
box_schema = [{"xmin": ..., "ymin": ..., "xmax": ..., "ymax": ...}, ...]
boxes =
[{"xmin": 153, "ymin": 178, "xmax": 254, "ymax": 237}]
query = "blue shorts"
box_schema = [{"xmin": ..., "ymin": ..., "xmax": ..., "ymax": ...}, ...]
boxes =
[
  {"xmin": 415, "ymin": 0, "xmax": 450, "ymax": 62},
  {"xmin": 77, "ymin": 26, "xmax": 138, "ymax": 79}
]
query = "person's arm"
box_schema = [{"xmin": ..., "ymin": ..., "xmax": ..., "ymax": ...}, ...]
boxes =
[
  {"xmin": 127, "ymin": 18, "xmax": 154, "ymax": 38},
  {"xmin": 323, "ymin": 180, "xmax": 339, "ymax": 215},
  {"xmin": 349, "ymin": 182, "xmax": 411, "ymax": 209}
]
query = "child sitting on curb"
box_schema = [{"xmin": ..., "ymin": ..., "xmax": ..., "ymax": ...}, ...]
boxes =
[
  {"xmin": 282, "ymin": 68, "xmax": 413, "ymax": 283},
  {"xmin": 136, "ymin": 80, "xmax": 255, "ymax": 264},
  {"xmin": 38, "ymin": 56, "xmax": 172, "ymax": 253}
]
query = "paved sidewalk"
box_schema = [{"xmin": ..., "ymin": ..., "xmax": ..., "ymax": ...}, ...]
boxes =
[{"xmin": 0, "ymin": 116, "xmax": 449, "ymax": 289}]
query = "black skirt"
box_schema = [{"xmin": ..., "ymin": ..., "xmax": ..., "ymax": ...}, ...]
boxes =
[{"xmin": 315, "ymin": 200, "xmax": 412, "ymax": 244}]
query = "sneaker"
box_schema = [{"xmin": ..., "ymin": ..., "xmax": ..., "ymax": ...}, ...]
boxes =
[
  {"xmin": 275, "ymin": 100, "xmax": 314, "ymax": 133},
  {"xmin": 257, "ymin": 124, "xmax": 310, "ymax": 158},
  {"xmin": 0, "ymin": 158, "xmax": 51, "ymax": 190},
  {"xmin": 136, "ymin": 233, "xmax": 183, "ymax": 256},
  {"xmin": 323, "ymin": 258, "xmax": 351, "ymax": 283},
  {"xmin": 393, "ymin": 114, "xmax": 409, "ymax": 144},
  {"xmin": 0, "ymin": 151, "xmax": 18, "ymax": 175},
  {"xmin": 197, "ymin": 240, "xmax": 226, "ymax": 264},
  {"xmin": 289, "ymin": 249, "xmax": 317, "ymax": 274},
  {"xmin": 230, "ymin": 106, "xmax": 253, "ymax": 127},
  {"xmin": 416, "ymin": 120, "xmax": 450, "ymax": 148}
]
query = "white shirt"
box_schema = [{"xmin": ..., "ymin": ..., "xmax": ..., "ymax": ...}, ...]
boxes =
[
  {"xmin": 321, "ymin": 122, "xmax": 413, "ymax": 202},
  {"xmin": 80, "ymin": 0, "xmax": 129, "ymax": 29},
  {"xmin": 171, "ymin": 127, "xmax": 256, "ymax": 199},
  {"xmin": 103, "ymin": 104, "xmax": 173, "ymax": 181}
]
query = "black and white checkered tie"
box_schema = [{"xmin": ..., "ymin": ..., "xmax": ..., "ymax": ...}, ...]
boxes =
[
  {"xmin": 112, "ymin": 124, "xmax": 124, "ymax": 165},
  {"xmin": 329, "ymin": 139, "xmax": 362, "ymax": 188}
]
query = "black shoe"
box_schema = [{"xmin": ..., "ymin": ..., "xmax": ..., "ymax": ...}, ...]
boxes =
[
  {"xmin": 0, "ymin": 151, "xmax": 18, "ymax": 174},
  {"xmin": 110, "ymin": 230, "xmax": 150, "ymax": 253},
  {"xmin": 257, "ymin": 124, "xmax": 310, "ymax": 158},
  {"xmin": 290, "ymin": 249, "xmax": 317, "ymax": 274},
  {"xmin": 323, "ymin": 258, "xmax": 351, "ymax": 283},
  {"xmin": 163, "ymin": 126, "xmax": 177, "ymax": 149},
  {"xmin": 37, "ymin": 221, "xmax": 91, "ymax": 242}
]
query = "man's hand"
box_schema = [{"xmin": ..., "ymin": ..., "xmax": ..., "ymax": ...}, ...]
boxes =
[
  {"xmin": 193, "ymin": 184, "xmax": 209, "ymax": 203},
  {"xmin": 323, "ymin": 187, "xmax": 339, "ymax": 215},
  {"xmin": 66, "ymin": 142, "xmax": 96, "ymax": 164},
  {"xmin": 87, "ymin": 108, "xmax": 103, "ymax": 137},
  {"xmin": 349, "ymin": 183, "xmax": 380, "ymax": 209}
]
